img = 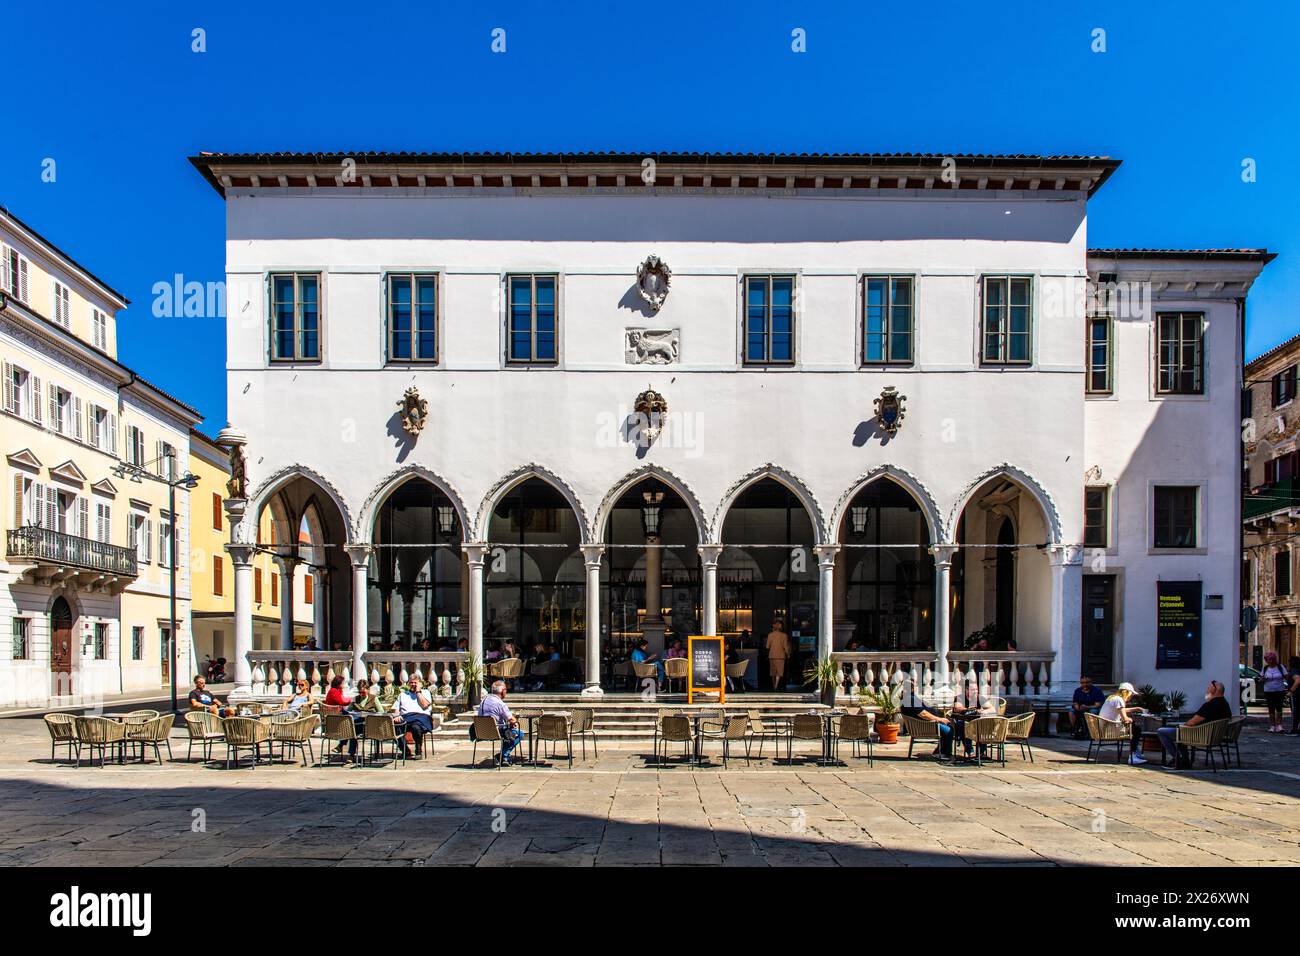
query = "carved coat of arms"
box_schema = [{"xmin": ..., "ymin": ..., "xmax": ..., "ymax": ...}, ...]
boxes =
[
  {"xmin": 633, "ymin": 387, "xmax": 669, "ymax": 445},
  {"xmin": 636, "ymin": 255, "xmax": 672, "ymax": 312},
  {"xmin": 873, "ymin": 387, "xmax": 907, "ymax": 438},
  {"xmin": 397, "ymin": 386, "xmax": 429, "ymax": 436}
]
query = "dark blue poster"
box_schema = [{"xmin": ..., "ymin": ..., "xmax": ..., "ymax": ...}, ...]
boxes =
[{"xmin": 1156, "ymin": 581, "xmax": 1202, "ymax": 669}]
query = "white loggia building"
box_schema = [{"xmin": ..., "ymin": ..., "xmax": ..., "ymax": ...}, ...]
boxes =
[{"xmin": 190, "ymin": 151, "xmax": 1271, "ymax": 705}]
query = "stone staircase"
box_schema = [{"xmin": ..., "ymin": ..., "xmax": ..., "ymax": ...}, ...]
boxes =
[{"xmin": 432, "ymin": 692, "xmax": 827, "ymax": 744}]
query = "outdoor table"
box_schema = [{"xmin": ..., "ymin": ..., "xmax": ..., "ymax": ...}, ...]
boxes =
[
  {"xmin": 689, "ymin": 711, "xmax": 727, "ymax": 764},
  {"xmin": 513, "ymin": 710, "xmax": 544, "ymax": 765},
  {"xmin": 818, "ymin": 710, "xmax": 847, "ymax": 765}
]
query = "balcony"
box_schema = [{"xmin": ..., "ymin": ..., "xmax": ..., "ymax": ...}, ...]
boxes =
[
  {"xmin": 1244, "ymin": 477, "xmax": 1300, "ymax": 524},
  {"xmin": 6, "ymin": 525, "xmax": 138, "ymax": 592}
]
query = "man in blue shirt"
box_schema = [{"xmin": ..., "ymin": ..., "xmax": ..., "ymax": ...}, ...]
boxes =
[
  {"xmin": 1070, "ymin": 676, "xmax": 1106, "ymax": 738},
  {"xmin": 477, "ymin": 680, "xmax": 524, "ymax": 765}
]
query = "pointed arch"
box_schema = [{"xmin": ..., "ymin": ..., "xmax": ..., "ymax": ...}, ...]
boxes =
[
  {"xmin": 830, "ymin": 464, "xmax": 943, "ymax": 545},
  {"xmin": 358, "ymin": 465, "xmax": 471, "ymax": 545},
  {"xmin": 946, "ymin": 463, "xmax": 1062, "ymax": 545},
  {"xmin": 246, "ymin": 464, "xmax": 355, "ymax": 545},
  {"xmin": 711, "ymin": 463, "xmax": 827, "ymax": 545},
  {"xmin": 474, "ymin": 463, "xmax": 590, "ymax": 543},
  {"xmin": 593, "ymin": 464, "xmax": 707, "ymax": 543}
]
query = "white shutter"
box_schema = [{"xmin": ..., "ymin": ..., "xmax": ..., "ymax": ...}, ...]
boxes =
[
  {"xmin": 86, "ymin": 404, "xmax": 97, "ymax": 448},
  {"xmin": 0, "ymin": 246, "xmax": 8, "ymax": 292},
  {"xmin": 45, "ymin": 485, "xmax": 57, "ymax": 531},
  {"xmin": 143, "ymin": 518, "xmax": 152, "ymax": 562},
  {"xmin": 32, "ymin": 482, "xmax": 44, "ymax": 528},
  {"xmin": 73, "ymin": 396, "xmax": 82, "ymax": 441},
  {"xmin": 78, "ymin": 498, "xmax": 88, "ymax": 539},
  {"xmin": 16, "ymin": 256, "xmax": 28, "ymax": 302},
  {"xmin": 2, "ymin": 361, "xmax": 12, "ymax": 415},
  {"xmin": 155, "ymin": 439, "xmax": 163, "ymax": 475},
  {"xmin": 48, "ymin": 384, "xmax": 58, "ymax": 433},
  {"xmin": 109, "ymin": 414, "xmax": 117, "ymax": 455},
  {"xmin": 30, "ymin": 375, "xmax": 41, "ymax": 425},
  {"xmin": 13, "ymin": 473, "xmax": 24, "ymax": 528}
]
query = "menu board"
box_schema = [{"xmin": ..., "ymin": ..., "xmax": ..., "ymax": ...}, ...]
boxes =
[
  {"xmin": 1156, "ymin": 581, "xmax": 1202, "ymax": 669},
  {"xmin": 688, "ymin": 636, "xmax": 725, "ymax": 703}
]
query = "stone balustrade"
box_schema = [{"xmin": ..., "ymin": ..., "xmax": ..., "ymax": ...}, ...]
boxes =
[
  {"xmin": 360, "ymin": 652, "xmax": 470, "ymax": 700},
  {"xmin": 831, "ymin": 650, "xmax": 1057, "ymax": 704},
  {"xmin": 243, "ymin": 651, "xmax": 355, "ymax": 698}
]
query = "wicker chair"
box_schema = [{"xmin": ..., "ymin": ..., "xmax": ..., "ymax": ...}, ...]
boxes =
[
  {"xmin": 221, "ymin": 716, "xmax": 270, "ymax": 769},
  {"xmin": 656, "ymin": 714, "xmax": 695, "ymax": 765},
  {"xmin": 321, "ymin": 713, "xmax": 359, "ymax": 766},
  {"xmin": 529, "ymin": 658, "xmax": 561, "ymax": 690},
  {"xmin": 183, "ymin": 711, "xmax": 224, "ymax": 762},
  {"xmin": 963, "ymin": 716, "xmax": 1009, "ymax": 767},
  {"xmin": 469, "ymin": 715, "xmax": 503, "ymax": 768},
  {"xmin": 1175, "ymin": 718, "xmax": 1229, "ymax": 771},
  {"xmin": 787, "ymin": 714, "xmax": 826, "ymax": 765},
  {"xmin": 235, "ymin": 702, "xmax": 264, "ymax": 716},
  {"xmin": 537, "ymin": 713, "xmax": 574, "ymax": 768},
  {"xmin": 133, "ymin": 714, "xmax": 175, "ymax": 764},
  {"xmin": 364, "ymin": 715, "xmax": 405, "ymax": 767},
  {"xmin": 1084, "ymin": 712, "xmax": 1130, "ymax": 763},
  {"xmin": 43, "ymin": 713, "xmax": 79, "ymax": 764},
  {"xmin": 74, "ymin": 715, "xmax": 126, "ymax": 767},
  {"xmin": 487, "ymin": 657, "xmax": 525, "ymax": 690},
  {"xmin": 900, "ymin": 714, "xmax": 944, "ymax": 760},
  {"xmin": 984, "ymin": 697, "xmax": 1008, "ymax": 716},
  {"xmin": 1220, "ymin": 715, "xmax": 1246, "ymax": 768},
  {"xmin": 705, "ymin": 714, "xmax": 748, "ymax": 767},
  {"xmin": 835, "ymin": 713, "xmax": 875, "ymax": 766},
  {"xmin": 570, "ymin": 707, "xmax": 598, "ymax": 759},
  {"xmin": 1004, "ymin": 712, "xmax": 1037, "ymax": 763},
  {"xmin": 651, "ymin": 708, "xmax": 683, "ymax": 764},
  {"xmin": 664, "ymin": 658, "xmax": 689, "ymax": 693},
  {"xmin": 725, "ymin": 659, "xmax": 749, "ymax": 692},
  {"xmin": 271, "ymin": 715, "xmax": 318, "ymax": 766},
  {"xmin": 746, "ymin": 710, "xmax": 789, "ymax": 758},
  {"xmin": 630, "ymin": 660, "xmax": 660, "ymax": 692},
  {"xmin": 612, "ymin": 659, "xmax": 634, "ymax": 691}
]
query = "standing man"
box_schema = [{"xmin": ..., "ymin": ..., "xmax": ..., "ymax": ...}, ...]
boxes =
[
  {"xmin": 766, "ymin": 618, "xmax": 791, "ymax": 691},
  {"xmin": 1069, "ymin": 676, "xmax": 1106, "ymax": 738},
  {"xmin": 477, "ymin": 679, "xmax": 524, "ymax": 766}
]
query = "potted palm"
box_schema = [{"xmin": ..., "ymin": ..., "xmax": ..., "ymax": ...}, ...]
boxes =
[
  {"xmin": 804, "ymin": 656, "xmax": 843, "ymax": 707},
  {"xmin": 857, "ymin": 680, "xmax": 905, "ymax": 744},
  {"xmin": 460, "ymin": 655, "xmax": 484, "ymax": 709}
]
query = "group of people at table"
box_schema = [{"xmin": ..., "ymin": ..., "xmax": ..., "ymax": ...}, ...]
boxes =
[{"xmin": 1066, "ymin": 675, "xmax": 1232, "ymax": 768}]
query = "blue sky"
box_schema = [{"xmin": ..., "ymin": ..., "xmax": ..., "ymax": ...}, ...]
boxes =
[{"xmin": 3, "ymin": 0, "xmax": 1296, "ymax": 434}]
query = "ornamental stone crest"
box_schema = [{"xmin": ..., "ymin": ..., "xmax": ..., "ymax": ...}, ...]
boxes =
[
  {"xmin": 397, "ymin": 386, "xmax": 429, "ymax": 437},
  {"xmin": 873, "ymin": 386, "xmax": 906, "ymax": 438},
  {"xmin": 625, "ymin": 328, "xmax": 679, "ymax": 365},
  {"xmin": 633, "ymin": 386, "xmax": 669, "ymax": 445},
  {"xmin": 635, "ymin": 255, "xmax": 672, "ymax": 311}
]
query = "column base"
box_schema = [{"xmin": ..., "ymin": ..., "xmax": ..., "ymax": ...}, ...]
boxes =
[{"xmin": 580, "ymin": 683, "xmax": 605, "ymax": 699}]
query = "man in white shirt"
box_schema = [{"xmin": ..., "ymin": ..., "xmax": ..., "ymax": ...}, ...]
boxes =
[{"xmin": 390, "ymin": 674, "xmax": 437, "ymax": 758}]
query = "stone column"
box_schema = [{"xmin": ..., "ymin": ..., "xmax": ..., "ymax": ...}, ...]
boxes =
[
  {"xmin": 273, "ymin": 553, "xmax": 297, "ymax": 650},
  {"xmin": 698, "ymin": 545, "xmax": 723, "ymax": 636},
  {"xmin": 833, "ymin": 546, "xmax": 856, "ymax": 647},
  {"xmin": 1048, "ymin": 545, "xmax": 1083, "ymax": 695},
  {"xmin": 312, "ymin": 565, "xmax": 328, "ymax": 649},
  {"xmin": 814, "ymin": 545, "xmax": 838, "ymax": 662},
  {"xmin": 228, "ymin": 543, "xmax": 256, "ymax": 696},
  {"xmin": 932, "ymin": 544, "xmax": 958, "ymax": 690},
  {"xmin": 641, "ymin": 533, "xmax": 664, "ymax": 651},
  {"xmin": 580, "ymin": 544, "xmax": 605, "ymax": 698},
  {"xmin": 463, "ymin": 544, "xmax": 488, "ymax": 669},
  {"xmin": 346, "ymin": 545, "xmax": 371, "ymax": 687}
]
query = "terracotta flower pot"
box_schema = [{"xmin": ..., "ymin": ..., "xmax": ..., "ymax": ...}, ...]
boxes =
[{"xmin": 876, "ymin": 721, "xmax": 900, "ymax": 744}]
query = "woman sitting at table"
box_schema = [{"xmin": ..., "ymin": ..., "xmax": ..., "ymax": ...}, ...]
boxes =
[
  {"xmin": 335, "ymin": 679, "xmax": 380, "ymax": 760},
  {"xmin": 324, "ymin": 675, "xmax": 352, "ymax": 709},
  {"xmin": 390, "ymin": 674, "xmax": 435, "ymax": 758},
  {"xmin": 284, "ymin": 679, "xmax": 315, "ymax": 715}
]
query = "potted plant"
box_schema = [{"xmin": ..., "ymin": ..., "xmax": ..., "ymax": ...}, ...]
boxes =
[
  {"xmin": 857, "ymin": 680, "xmax": 905, "ymax": 744},
  {"xmin": 1166, "ymin": 690, "xmax": 1187, "ymax": 716},
  {"xmin": 460, "ymin": 655, "xmax": 484, "ymax": 709},
  {"xmin": 1133, "ymin": 683, "xmax": 1165, "ymax": 713},
  {"xmin": 804, "ymin": 656, "xmax": 843, "ymax": 708}
]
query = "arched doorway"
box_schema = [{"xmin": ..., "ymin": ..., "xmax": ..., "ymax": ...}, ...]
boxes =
[
  {"xmin": 837, "ymin": 478, "xmax": 934, "ymax": 652},
  {"xmin": 719, "ymin": 478, "xmax": 817, "ymax": 690},
  {"xmin": 484, "ymin": 477, "xmax": 583, "ymax": 657},
  {"xmin": 50, "ymin": 596, "xmax": 73, "ymax": 695},
  {"xmin": 601, "ymin": 478, "xmax": 701, "ymax": 667},
  {"xmin": 367, "ymin": 478, "xmax": 464, "ymax": 650}
]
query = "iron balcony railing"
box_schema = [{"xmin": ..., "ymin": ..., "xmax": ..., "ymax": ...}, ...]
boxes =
[{"xmin": 6, "ymin": 525, "xmax": 138, "ymax": 576}]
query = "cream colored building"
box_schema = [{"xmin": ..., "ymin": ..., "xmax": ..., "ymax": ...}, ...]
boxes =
[
  {"xmin": 0, "ymin": 206, "xmax": 201, "ymax": 707},
  {"xmin": 189, "ymin": 429, "xmax": 313, "ymax": 671}
]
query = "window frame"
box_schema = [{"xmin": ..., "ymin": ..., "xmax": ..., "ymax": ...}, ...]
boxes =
[
  {"xmin": 1272, "ymin": 364, "xmax": 1298, "ymax": 408},
  {"xmin": 742, "ymin": 273, "xmax": 797, "ymax": 367},
  {"xmin": 1154, "ymin": 311, "xmax": 1205, "ymax": 396},
  {"xmin": 52, "ymin": 280, "xmax": 71, "ymax": 329},
  {"xmin": 1276, "ymin": 548, "xmax": 1293, "ymax": 598},
  {"xmin": 93, "ymin": 622, "xmax": 108, "ymax": 661},
  {"xmin": 980, "ymin": 275, "xmax": 1034, "ymax": 366},
  {"xmin": 860, "ymin": 274, "xmax": 915, "ymax": 366},
  {"xmin": 213, "ymin": 554, "xmax": 224, "ymax": 597},
  {"xmin": 1084, "ymin": 485, "xmax": 1110, "ymax": 549},
  {"xmin": 131, "ymin": 626, "xmax": 144, "ymax": 661},
  {"xmin": 385, "ymin": 272, "xmax": 440, "ymax": 364},
  {"xmin": 1085, "ymin": 315, "xmax": 1113, "ymax": 394},
  {"xmin": 11, "ymin": 617, "xmax": 29, "ymax": 660},
  {"xmin": 504, "ymin": 273, "xmax": 560, "ymax": 366},
  {"xmin": 268, "ymin": 272, "xmax": 323, "ymax": 364},
  {"xmin": 1152, "ymin": 484, "xmax": 1199, "ymax": 550}
]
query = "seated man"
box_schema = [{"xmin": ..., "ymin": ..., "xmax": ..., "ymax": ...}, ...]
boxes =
[
  {"xmin": 1070, "ymin": 676, "xmax": 1106, "ymax": 738},
  {"xmin": 390, "ymin": 674, "xmax": 436, "ymax": 758},
  {"xmin": 188, "ymin": 675, "xmax": 235, "ymax": 717},
  {"xmin": 477, "ymin": 679, "xmax": 524, "ymax": 765},
  {"xmin": 1156, "ymin": 680, "xmax": 1231, "ymax": 769}
]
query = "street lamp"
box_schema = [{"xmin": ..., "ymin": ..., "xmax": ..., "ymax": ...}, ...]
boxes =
[
  {"xmin": 640, "ymin": 489, "xmax": 665, "ymax": 537},
  {"xmin": 112, "ymin": 449, "xmax": 199, "ymax": 715}
]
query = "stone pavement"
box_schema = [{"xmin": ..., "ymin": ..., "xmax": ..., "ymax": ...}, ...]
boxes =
[{"xmin": 2, "ymin": 715, "xmax": 1300, "ymax": 866}]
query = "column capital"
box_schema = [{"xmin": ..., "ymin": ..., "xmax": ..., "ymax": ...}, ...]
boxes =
[
  {"xmin": 1046, "ymin": 543, "xmax": 1084, "ymax": 567},
  {"xmin": 813, "ymin": 543, "xmax": 839, "ymax": 567},
  {"xmin": 580, "ymin": 543, "xmax": 606, "ymax": 567},
  {"xmin": 929, "ymin": 543, "xmax": 959, "ymax": 566},
  {"xmin": 345, "ymin": 544, "xmax": 372, "ymax": 568},
  {"xmin": 463, "ymin": 541, "xmax": 490, "ymax": 565},
  {"xmin": 226, "ymin": 543, "xmax": 257, "ymax": 566},
  {"xmin": 272, "ymin": 552, "xmax": 299, "ymax": 574},
  {"xmin": 697, "ymin": 543, "xmax": 724, "ymax": 566}
]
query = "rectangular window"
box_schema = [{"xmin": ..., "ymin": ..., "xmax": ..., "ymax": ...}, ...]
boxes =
[
  {"xmin": 1272, "ymin": 365, "xmax": 1297, "ymax": 407},
  {"xmin": 129, "ymin": 512, "xmax": 151, "ymax": 562},
  {"xmin": 93, "ymin": 623, "xmax": 108, "ymax": 660},
  {"xmin": 92, "ymin": 309, "xmax": 108, "ymax": 351},
  {"xmin": 1156, "ymin": 312, "xmax": 1204, "ymax": 394},
  {"xmin": 269, "ymin": 273, "xmax": 321, "ymax": 362},
  {"xmin": 211, "ymin": 492, "xmax": 223, "ymax": 531},
  {"xmin": 271, "ymin": 571, "xmax": 279, "ymax": 606},
  {"xmin": 305, "ymin": 572, "xmax": 313, "ymax": 605},
  {"xmin": 213, "ymin": 555, "xmax": 224, "ymax": 597},
  {"xmin": 131, "ymin": 626, "xmax": 143, "ymax": 661},
  {"xmin": 862, "ymin": 276, "xmax": 913, "ymax": 365},
  {"xmin": 387, "ymin": 273, "xmax": 438, "ymax": 362},
  {"xmin": 1266, "ymin": 452, "xmax": 1299, "ymax": 485},
  {"xmin": 981, "ymin": 276, "xmax": 1033, "ymax": 364},
  {"xmin": 1153, "ymin": 485, "xmax": 1198, "ymax": 549},
  {"xmin": 506, "ymin": 275, "xmax": 558, "ymax": 364},
  {"xmin": 11, "ymin": 618, "xmax": 28, "ymax": 660},
  {"xmin": 125, "ymin": 425, "xmax": 145, "ymax": 467},
  {"xmin": 3, "ymin": 362, "xmax": 28, "ymax": 418},
  {"xmin": 159, "ymin": 515, "xmax": 173, "ymax": 568},
  {"xmin": 1084, "ymin": 486, "xmax": 1109, "ymax": 548},
  {"xmin": 52, "ymin": 281, "xmax": 71, "ymax": 328},
  {"xmin": 1276, "ymin": 550, "xmax": 1292, "ymax": 597},
  {"xmin": 254, "ymin": 567, "xmax": 263, "ymax": 604},
  {"xmin": 1086, "ymin": 316, "xmax": 1113, "ymax": 393},
  {"xmin": 744, "ymin": 275, "xmax": 796, "ymax": 365},
  {"xmin": 3, "ymin": 246, "xmax": 29, "ymax": 302}
]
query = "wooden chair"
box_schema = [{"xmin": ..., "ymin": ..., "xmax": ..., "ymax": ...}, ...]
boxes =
[
  {"xmin": 363, "ymin": 714, "xmax": 404, "ymax": 767},
  {"xmin": 469, "ymin": 715, "xmax": 503, "ymax": 768},
  {"xmin": 42, "ymin": 713, "xmax": 79, "ymax": 764},
  {"xmin": 1084, "ymin": 712, "xmax": 1130, "ymax": 763},
  {"xmin": 537, "ymin": 713, "xmax": 574, "ymax": 768},
  {"xmin": 900, "ymin": 714, "xmax": 944, "ymax": 760},
  {"xmin": 787, "ymin": 714, "xmax": 825, "ymax": 765},
  {"xmin": 221, "ymin": 716, "xmax": 270, "ymax": 769},
  {"xmin": 271, "ymin": 715, "xmax": 318, "ymax": 766},
  {"xmin": 656, "ymin": 715, "xmax": 694, "ymax": 765},
  {"xmin": 963, "ymin": 716, "xmax": 1009, "ymax": 767},
  {"xmin": 835, "ymin": 712, "xmax": 875, "ymax": 766},
  {"xmin": 664, "ymin": 657, "xmax": 689, "ymax": 693},
  {"xmin": 1004, "ymin": 712, "xmax": 1037, "ymax": 763},
  {"xmin": 1176, "ymin": 718, "xmax": 1229, "ymax": 771},
  {"xmin": 135, "ymin": 714, "xmax": 175, "ymax": 764},
  {"xmin": 321, "ymin": 713, "xmax": 358, "ymax": 766},
  {"xmin": 74, "ymin": 716, "xmax": 126, "ymax": 767},
  {"xmin": 570, "ymin": 707, "xmax": 598, "ymax": 759},
  {"xmin": 183, "ymin": 711, "xmax": 224, "ymax": 762}
]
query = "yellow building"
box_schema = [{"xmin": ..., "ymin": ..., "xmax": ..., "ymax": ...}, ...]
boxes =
[
  {"xmin": 0, "ymin": 206, "xmax": 202, "ymax": 707},
  {"xmin": 189, "ymin": 430, "xmax": 313, "ymax": 671}
]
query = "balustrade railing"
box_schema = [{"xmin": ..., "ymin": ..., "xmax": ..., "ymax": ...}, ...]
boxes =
[
  {"xmin": 244, "ymin": 652, "xmax": 355, "ymax": 698},
  {"xmin": 7, "ymin": 525, "xmax": 138, "ymax": 576},
  {"xmin": 831, "ymin": 650, "xmax": 1057, "ymax": 704},
  {"xmin": 360, "ymin": 652, "xmax": 469, "ymax": 701}
]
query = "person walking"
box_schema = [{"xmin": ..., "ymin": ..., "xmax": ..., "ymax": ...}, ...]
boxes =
[
  {"xmin": 766, "ymin": 618, "xmax": 791, "ymax": 691},
  {"xmin": 1261, "ymin": 652, "xmax": 1289, "ymax": 733}
]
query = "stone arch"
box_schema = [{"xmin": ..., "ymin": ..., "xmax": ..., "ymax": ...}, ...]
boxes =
[
  {"xmin": 358, "ymin": 465, "xmax": 471, "ymax": 545},
  {"xmin": 830, "ymin": 464, "xmax": 943, "ymax": 545},
  {"xmin": 474, "ymin": 463, "xmax": 590, "ymax": 544},
  {"xmin": 945, "ymin": 463, "xmax": 1062, "ymax": 545},
  {"xmin": 592, "ymin": 464, "xmax": 708, "ymax": 543},
  {"xmin": 710, "ymin": 463, "xmax": 827, "ymax": 545},
  {"xmin": 245, "ymin": 464, "xmax": 355, "ymax": 545}
]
